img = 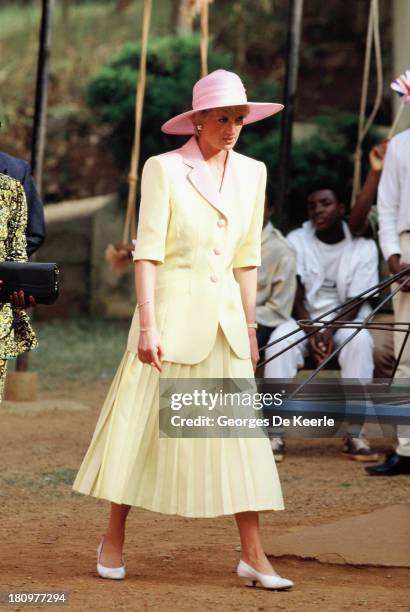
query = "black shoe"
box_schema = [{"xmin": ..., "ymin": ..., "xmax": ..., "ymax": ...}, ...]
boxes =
[{"xmin": 366, "ymin": 452, "xmax": 410, "ymax": 476}]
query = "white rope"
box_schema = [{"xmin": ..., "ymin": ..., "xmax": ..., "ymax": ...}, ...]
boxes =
[
  {"xmin": 122, "ymin": 0, "xmax": 152, "ymax": 244},
  {"xmin": 350, "ymin": 0, "xmax": 383, "ymax": 208},
  {"xmin": 200, "ymin": 0, "xmax": 209, "ymax": 77}
]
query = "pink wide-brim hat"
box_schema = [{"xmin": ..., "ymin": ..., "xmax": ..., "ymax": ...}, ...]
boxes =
[{"xmin": 161, "ymin": 69, "xmax": 284, "ymax": 135}]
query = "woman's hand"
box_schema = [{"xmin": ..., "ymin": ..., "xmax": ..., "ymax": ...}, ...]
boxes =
[
  {"xmin": 138, "ymin": 327, "xmax": 164, "ymax": 372},
  {"xmin": 248, "ymin": 328, "xmax": 259, "ymax": 372},
  {"xmin": 10, "ymin": 290, "xmax": 36, "ymax": 309},
  {"xmin": 0, "ymin": 282, "xmax": 36, "ymax": 308}
]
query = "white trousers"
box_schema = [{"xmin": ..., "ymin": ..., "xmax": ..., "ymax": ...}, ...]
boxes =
[
  {"xmin": 390, "ymin": 234, "xmax": 410, "ymax": 457},
  {"xmin": 264, "ymin": 318, "xmax": 374, "ymax": 438},
  {"xmin": 265, "ymin": 318, "xmax": 374, "ymax": 379}
]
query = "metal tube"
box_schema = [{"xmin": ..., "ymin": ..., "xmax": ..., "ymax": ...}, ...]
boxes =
[
  {"xmin": 287, "ymin": 278, "xmax": 408, "ymax": 400},
  {"xmin": 16, "ymin": 0, "xmax": 54, "ymax": 374},
  {"xmin": 31, "ymin": 0, "xmax": 54, "ymax": 189},
  {"xmin": 260, "ymin": 267, "xmax": 410, "ymax": 355},
  {"xmin": 390, "ymin": 323, "xmax": 410, "ymax": 380}
]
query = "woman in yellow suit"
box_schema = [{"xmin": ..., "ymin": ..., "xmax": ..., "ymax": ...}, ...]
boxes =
[{"xmin": 73, "ymin": 70, "xmax": 293, "ymax": 590}]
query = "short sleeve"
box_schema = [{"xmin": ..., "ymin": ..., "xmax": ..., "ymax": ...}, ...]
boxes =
[
  {"xmin": 286, "ymin": 230, "xmax": 304, "ymax": 277},
  {"xmin": 377, "ymin": 137, "xmax": 401, "ymax": 260},
  {"xmin": 347, "ymin": 239, "xmax": 379, "ymax": 298},
  {"xmin": 233, "ymin": 162, "xmax": 266, "ymax": 268},
  {"xmin": 6, "ymin": 179, "xmax": 28, "ymax": 263},
  {"xmin": 22, "ymin": 161, "xmax": 46, "ymax": 257},
  {"xmin": 132, "ymin": 156, "xmax": 170, "ymax": 263}
]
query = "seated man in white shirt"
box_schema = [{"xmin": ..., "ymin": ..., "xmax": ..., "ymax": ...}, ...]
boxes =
[
  {"xmin": 265, "ymin": 185, "xmax": 379, "ymax": 461},
  {"xmin": 256, "ymin": 200, "xmax": 297, "ymax": 460},
  {"xmin": 257, "ymin": 200, "xmax": 297, "ymax": 346}
]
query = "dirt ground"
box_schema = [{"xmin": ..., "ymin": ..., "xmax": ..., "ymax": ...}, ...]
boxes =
[{"xmin": 1, "ymin": 380, "xmax": 409, "ymax": 612}]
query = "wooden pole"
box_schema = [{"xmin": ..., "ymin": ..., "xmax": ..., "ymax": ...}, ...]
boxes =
[
  {"xmin": 122, "ymin": 0, "xmax": 152, "ymax": 244},
  {"xmin": 276, "ymin": 0, "xmax": 304, "ymax": 234},
  {"xmin": 200, "ymin": 0, "xmax": 209, "ymax": 77},
  {"xmin": 16, "ymin": 0, "xmax": 54, "ymax": 375},
  {"xmin": 31, "ymin": 0, "xmax": 54, "ymax": 191}
]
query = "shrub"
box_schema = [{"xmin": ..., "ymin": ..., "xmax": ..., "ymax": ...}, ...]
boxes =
[
  {"xmin": 239, "ymin": 112, "xmax": 381, "ymax": 229},
  {"xmin": 87, "ymin": 37, "xmax": 380, "ymax": 232},
  {"xmin": 87, "ymin": 34, "xmax": 232, "ymax": 172}
]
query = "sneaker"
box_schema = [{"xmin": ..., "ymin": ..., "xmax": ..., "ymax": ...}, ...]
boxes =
[
  {"xmin": 270, "ymin": 437, "xmax": 286, "ymax": 462},
  {"xmin": 342, "ymin": 436, "xmax": 379, "ymax": 462}
]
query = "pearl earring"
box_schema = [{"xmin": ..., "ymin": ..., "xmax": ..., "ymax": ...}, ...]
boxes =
[{"xmin": 197, "ymin": 124, "xmax": 203, "ymax": 131}]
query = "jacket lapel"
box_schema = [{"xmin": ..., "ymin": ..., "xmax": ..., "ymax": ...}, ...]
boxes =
[{"xmin": 180, "ymin": 136, "xmax": 230, "ymax": 219}]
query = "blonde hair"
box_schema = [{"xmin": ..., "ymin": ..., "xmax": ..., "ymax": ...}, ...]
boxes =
[{"xmin": 191, "ymin": 105, "xmax": 249, "ymax": 135}]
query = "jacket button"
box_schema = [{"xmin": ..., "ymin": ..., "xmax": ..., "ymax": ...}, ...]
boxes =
[
  {"xmin": 210, "ymin": 274, "xmax": 219, "ymax": 283},
  {"xmin": 213, "ymin": 247, "xmax": 222, "ymax": 255},
  {"xmin": 217, "ymin": 219, "xmax": 226, "ymax": 227}
]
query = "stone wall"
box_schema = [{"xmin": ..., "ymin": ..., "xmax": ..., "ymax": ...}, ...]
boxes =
[
  {"xmin": 33, "ymin": 195, "xmax": 135, "ymax": 320},
  {"xmin": 89, "ymin": 198, "xmax": 135, "ymax": 319}
]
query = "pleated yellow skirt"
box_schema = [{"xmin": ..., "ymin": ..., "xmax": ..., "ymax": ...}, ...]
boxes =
[{"xmin": 72, "ymin": 328, "xmax": 284, "ymax": 517}]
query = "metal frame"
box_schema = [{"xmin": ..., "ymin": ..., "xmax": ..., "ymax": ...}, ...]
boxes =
[{"xmin": 258, "ymin": 267, "xmax": 410, "ymax": 400}]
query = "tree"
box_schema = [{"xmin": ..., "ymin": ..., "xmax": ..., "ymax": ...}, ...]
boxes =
[{"xmin": 171, "ymin": 0, "xmax": 212, "ymax": 35}]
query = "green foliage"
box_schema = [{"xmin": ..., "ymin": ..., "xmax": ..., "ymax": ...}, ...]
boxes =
[
  {"xmin": 87, "ymin": 34, "xmax": 232, "ymax": 171},
  {"xmin": 240, "ymin": 112, "xmax": 381, "ymax": 229},
  {"xmin": 288, "ymin": 113, "xmax": 380, "ymax": 227},
  {"xmin": 30, "ymin": 317, "xmax": 128, "ymax": 388},
  {"xmin": 212, "ymin": 0, "xmax": 287, "ymax": 74},
  {"xmin": 87, "ymin": 36, "xmax": 380, "ymax": 232}
]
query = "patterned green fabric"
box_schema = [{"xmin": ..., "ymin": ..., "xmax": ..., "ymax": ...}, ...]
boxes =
[
  {"xmin": 0, "ymin": 173, "xmax": 37, "ymax": 364},
  {"xmin": 0, "ymin": 359, "xmax": 7, "ymax": 400}
]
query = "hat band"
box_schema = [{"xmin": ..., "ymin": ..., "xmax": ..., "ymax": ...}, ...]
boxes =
[{"xmin": 192, "ymin": 92, "xmax": 249, "ymax": 112}]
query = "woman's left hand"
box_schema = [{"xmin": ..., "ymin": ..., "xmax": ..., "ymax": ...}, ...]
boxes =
[
  {"xmin": 248, "ymin": 328, "xmax": 259, "ymax": 372},
  {"xmin": 9, "ymin": 288, "xmax": 36, "ymax": 309},
  {"xmin": 0, "ymin": 281, "xmax": 35, "ymax": 308}
]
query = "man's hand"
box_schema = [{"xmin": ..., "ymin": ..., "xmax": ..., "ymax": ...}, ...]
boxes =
[
  {"xmin": 369, "ymin": 140, "xmax": 389, "ymax": 173},
  {"xmin": 308, "ymin": 327, "xmax": 334, "ymax": 365},
  {"xmin": 388, "ymin": 256, "xmax": 410, "ymax": 291},
  {"xmin": 248, "ymin": 328, "xmax": 259, "ymax": 372}
]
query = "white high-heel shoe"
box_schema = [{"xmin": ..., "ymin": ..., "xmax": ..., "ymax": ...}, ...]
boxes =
[
  {"xmin": 237, "ymin": 559, "xmax": 293, "ymax": 590},
  {"xmin": 96, "ymin": 538, "xmax": 126, "ymax": 580}
]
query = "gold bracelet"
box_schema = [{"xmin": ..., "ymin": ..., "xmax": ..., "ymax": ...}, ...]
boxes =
[
  {"xmin": 137, "ymin": 300, "xmax": 150, "ymax": 309},
  {"xmin": 247, "ymin": 322, "xmax": 258, "ymax": 329},
  {"xmin": 140, "ymin": 327, "xmax": 152, "ymax": 332}
]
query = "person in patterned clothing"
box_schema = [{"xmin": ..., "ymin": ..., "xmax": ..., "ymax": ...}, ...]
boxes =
[{"xmin": 0, "ymin": 173, "xmax": 37, "ymax": 400}]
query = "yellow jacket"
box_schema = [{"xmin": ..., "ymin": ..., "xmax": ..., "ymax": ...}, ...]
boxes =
[{"xmin": 127, "ymin": 136, "xmax": 266, "ymax": 364}]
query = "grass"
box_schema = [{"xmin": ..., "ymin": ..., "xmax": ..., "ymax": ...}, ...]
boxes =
[
  {"xmin": 0, "ymin": 1, "xmax": 171, "ymax": 127},
  {"xmin": 1, "ymin": 468, "xmax": 78, "ymax": 496},
  {"xmin": 3, "ymin": 468, "xmax": 77, "ymax": 489},
  {"xmin": 28, "ymin": 316, "xmax": 129, "ymax": 388},
  {"xmin": 25, "ymin": 316, "xmax": 340, "ymax": 390}
]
